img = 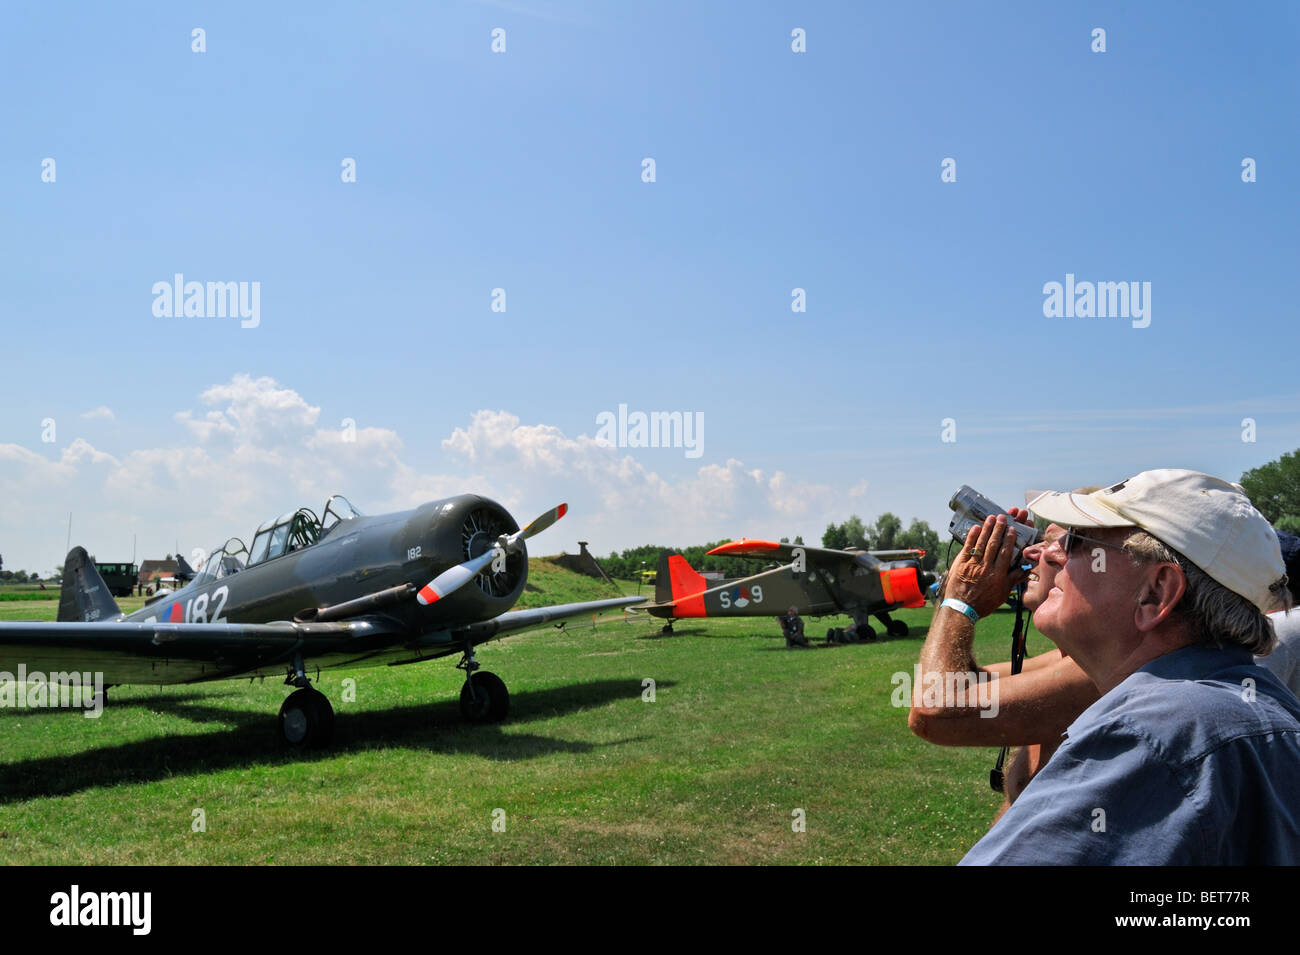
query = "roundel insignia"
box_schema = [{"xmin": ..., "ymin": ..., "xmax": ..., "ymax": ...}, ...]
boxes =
[
  {"xmin": 733, "ymin": 586, "xmax": 750, "ymax": 609},
  {"xmin": 168, "ymin": 602, "xmax": 183, "ymax": 623}
]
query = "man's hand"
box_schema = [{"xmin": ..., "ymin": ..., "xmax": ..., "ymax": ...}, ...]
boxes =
[{"xmin": 945, "ymin": 514, "xmax": 1030, "ymax": 619}]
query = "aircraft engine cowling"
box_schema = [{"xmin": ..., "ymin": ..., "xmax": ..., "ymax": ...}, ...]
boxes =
[
  {"xmin": 458, "ymin": 503, "xmax": 527, "ymax": 600},
  {"xmin": 407, "ymin": 494, "xmax": 530, "ymax": 620},
  {"xmin": 395, "ymin": 493, "xmax": 550, "ymax": 627},
  {"xmin": 880, "ymin": 561, "xmax": 928, "ymax": 609}
]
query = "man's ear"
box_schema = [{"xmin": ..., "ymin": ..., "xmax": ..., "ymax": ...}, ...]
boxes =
[{"xmin": 1134, "ymin": 563, "xmax": 1186, "ymax": 631}]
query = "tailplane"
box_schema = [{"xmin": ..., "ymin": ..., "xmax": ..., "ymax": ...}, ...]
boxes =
[{"xmin": 57, "ymin": 547, "xmax": 123, "ymax": 622}]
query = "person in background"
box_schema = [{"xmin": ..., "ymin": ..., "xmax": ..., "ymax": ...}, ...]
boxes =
[
  {"xmin": 780, "ymin": 606, "xmax": 809, "ymax": 648},
  {"xmin": 1260, "ymin": 529, "xmax": 1300, "ymax": 697}
]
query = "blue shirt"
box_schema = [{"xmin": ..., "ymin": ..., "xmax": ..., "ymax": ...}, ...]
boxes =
[{"xmin": 961, "ymin": 644, "xmax": 1300, "ymax": 865}]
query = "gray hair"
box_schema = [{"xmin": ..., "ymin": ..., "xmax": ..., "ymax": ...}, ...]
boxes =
[{"xmin": 1122, "ymin": 531, "xmax": 1282, "ymax": 655}]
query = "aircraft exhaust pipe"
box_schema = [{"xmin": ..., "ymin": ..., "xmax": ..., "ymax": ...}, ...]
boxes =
[{"xmin": 297, "ymin": 583, "xmax": 416, "ymax": 623}]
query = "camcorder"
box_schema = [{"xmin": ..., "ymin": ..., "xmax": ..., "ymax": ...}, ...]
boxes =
[
  {"xmin": 947, "ymin": 485, "xmax": 1041, "ymax": 567},
  {"xmin": 946, "ymin": 485, "xmax": 1042, "ymax": 794}
]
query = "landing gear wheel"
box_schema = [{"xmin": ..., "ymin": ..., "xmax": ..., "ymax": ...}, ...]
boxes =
[
  {"xmin": 860, "ymin": 623, "xmax": 877, "ymax": 642},
  {"xmin": 279, "ymin": 687, "xmax": 335, "ymax": 748},
  {"xmin": 888, "ymin": 619, "xmax": 909, "ymax": 638},
  {"xmin": 459, "ymin": 671, "xmax": 509, "ymax": 723}
]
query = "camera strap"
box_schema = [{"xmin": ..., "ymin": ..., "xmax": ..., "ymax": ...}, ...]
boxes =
[{"xmin": 989, "ymin": 582, "xmax": 1028, "ymax": 792}]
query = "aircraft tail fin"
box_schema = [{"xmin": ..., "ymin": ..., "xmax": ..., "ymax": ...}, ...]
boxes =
[
  {"xmin": 57, "ymin": 547, "xmax": 122, "ymax": 622},
  {"xmin": 655, "ymin": 553, "xmax": 707, "ymax": 610},
  {"xmin": 176, "ymin": 553, "xmax": 197, "ymax": 582}
]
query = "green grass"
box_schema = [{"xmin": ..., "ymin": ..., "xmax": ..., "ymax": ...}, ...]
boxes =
[
  {"xmin": 514, "ymin": 558, "xmax": 627, "ymax": 607},
  {"xmin": 0, "ymin": 562, "xmax": 1052, "ymax": 864}
]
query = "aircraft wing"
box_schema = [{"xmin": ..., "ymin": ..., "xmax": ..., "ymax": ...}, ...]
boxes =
[
  {"xmin": 451, "ymin": 596, "xmax": 645, "ymax": 642},
  {"xmin": 0, "ymin": 594, "xmax": 645, "ymax": 686},
  {"xmin": 0, "ymin": 617, "xmax": 401, "ymax": 686},
  {"xmin": 707, "ymin": 539, "xmax": 832, "ymax": 563},
  {"xmin": 708, "ymin": 539, "xmax": 924, "ymax": 567}
]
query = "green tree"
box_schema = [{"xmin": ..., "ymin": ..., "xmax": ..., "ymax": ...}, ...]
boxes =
[
  {"xmin": 897, "ymin": 518, "xmax": 942, "ymax": 572},
  {"xmin": 1241, "ymin": 450, "xmax": 1300, "ymax": 525},
  {"xmin": 870, "ymin": 513, "xmax": 903, "ymax": 550},
  {"xmin": 823, "ymin": 522, "xmax": 849, "ymax": 550},
  {"xmin": 1276, "ymin": 515, "xmax": 1300, "ymax": 536},
  {"xmin": 824, "ymin": 514, "xmax": 947, "ymax": 572}
]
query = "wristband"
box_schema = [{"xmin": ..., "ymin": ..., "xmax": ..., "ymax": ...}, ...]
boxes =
[{"xmin": 941, "ymin": 598, "xmax": 980, "ymax": 623}]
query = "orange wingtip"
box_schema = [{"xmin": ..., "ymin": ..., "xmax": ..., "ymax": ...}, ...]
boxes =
[{"xmin": 706, "ymin": 539, "xmax": 781, "ymax": 556}]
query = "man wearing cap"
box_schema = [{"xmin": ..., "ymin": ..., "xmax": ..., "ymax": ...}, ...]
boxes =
[{"xmin": 961, "ymin": 469, "xmax": 1300, "ymax": 865}]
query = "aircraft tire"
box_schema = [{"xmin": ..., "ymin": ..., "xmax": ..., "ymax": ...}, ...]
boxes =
[
  {"xmin": 888, "ymin": 619, "xmax": 909, "ymax": 638},
  {"xmin": 279, "ymin": 687, "xmax": 336, "ymax": 748},
  {"xmin": 460, "ymin": 671, "xmax": 510, "ymax": 723}
]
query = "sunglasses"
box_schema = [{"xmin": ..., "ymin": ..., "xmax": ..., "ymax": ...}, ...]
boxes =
[{"xmin": 1059, "ymin": 528, "xmax": 1130, "ymax": 558}]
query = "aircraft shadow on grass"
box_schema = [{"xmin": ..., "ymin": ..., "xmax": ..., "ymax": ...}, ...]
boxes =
[{"xmin": 0, "ymin": 678, "xmax": 666, "ymax": 805}]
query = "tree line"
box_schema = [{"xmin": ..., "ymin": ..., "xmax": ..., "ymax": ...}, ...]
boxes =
[
  {"xmin": 600, "ymin": 512, "xmax": 948, "ymax": 582},
  {"xmin": 601, "ymin": 541, "xmax": 805, "ymax": 581}
]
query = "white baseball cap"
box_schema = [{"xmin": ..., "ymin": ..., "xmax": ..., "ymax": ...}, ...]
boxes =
[{"xmin": 1026, "ymin": 469, "xmax": 1287, "ymax": 613}]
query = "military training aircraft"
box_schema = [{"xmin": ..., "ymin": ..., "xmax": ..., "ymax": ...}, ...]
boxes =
[
  {"xmin": 643, "ymin": 539, "xmax": 935, "ymax": 639},
  {"xmin": 0, "ymin": 493, "xmax": 641, "ymax": 747}
]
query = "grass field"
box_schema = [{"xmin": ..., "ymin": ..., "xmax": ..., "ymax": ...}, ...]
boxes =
[{"xmin": 0, "ymin": 565, "xmax": 1054, "ymax": 865}]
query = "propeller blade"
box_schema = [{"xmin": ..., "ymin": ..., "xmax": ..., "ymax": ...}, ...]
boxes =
[
  {"xmin": 506, "ymin": 503, "xmax": 568, "ymax": 550},
  {"xmin": 416, "ymin": 504, "xmax": 567, "ymax": 606},
  {"xmin": 416, "ymin": 548, "xmax": 501, "ymax": 606}
]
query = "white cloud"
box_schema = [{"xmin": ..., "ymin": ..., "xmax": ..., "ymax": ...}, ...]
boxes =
[
  {"xmin": 0, "ymin": 380, "xmax": 856, "ymax": 570},
  {"xmin": 439, "ymin": 410, "xmax": 840, "ymax": 545},
  {"xmin": 80, "ymin": 406, "xmax": 115, "ymax": 422}
]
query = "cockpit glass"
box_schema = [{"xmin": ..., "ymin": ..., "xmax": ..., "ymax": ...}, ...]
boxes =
[
  {"xmin": 196, "ymin": 538, "xmax": 249, "ymax": 582},
  {"xmin": 268, "ymin": 522, "xmax": 291, "ymax": 560},
  {"xmin": 243, "ymin": 498, "xmax": 358, "ymax": 566},
  {"xmin": 249, "ymin": 530, "xmax": 272, "ymax": 566},
  {"xmin": 321, "ymin": 494, "xmax": 363, "ymax": 533}
]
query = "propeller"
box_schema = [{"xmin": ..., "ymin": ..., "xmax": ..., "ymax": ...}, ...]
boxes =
[{"xmin": 416, "ymin": 503, "xmax": 567, "ymax": 606}]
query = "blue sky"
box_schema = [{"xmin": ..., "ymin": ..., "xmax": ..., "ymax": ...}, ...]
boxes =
[{"xmin": 2, "ymin": 1, "xmax": 1298, "ymax": 573}]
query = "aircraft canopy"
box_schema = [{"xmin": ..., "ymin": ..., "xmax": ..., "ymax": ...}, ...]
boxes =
[{"xmin": 246, "ymin": 494, "xmax": 363, "ymax": 567}]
